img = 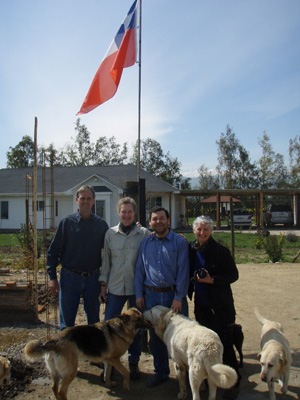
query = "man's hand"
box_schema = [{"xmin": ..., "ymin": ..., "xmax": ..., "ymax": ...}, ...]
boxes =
[
  {"xmin": 48, "ymin": 279, "xmax": 59, "ymax": 295},
  {"xmin": 171, "ymin": 299, "xmax": 182, "ymax": 313},
  {"xmin": 136, "ymin": 297, "xmax": 145, "ymax": 310},
  {"xmin": 100, "ymin": 285, "xmax": 107, "ymax": 303}
]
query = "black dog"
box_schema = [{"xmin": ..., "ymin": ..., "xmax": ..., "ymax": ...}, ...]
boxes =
[{"xmin": 233, "ymin": 323, "xmax": 244, "ymax": 368}]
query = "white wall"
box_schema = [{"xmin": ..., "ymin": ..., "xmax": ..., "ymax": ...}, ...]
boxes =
[{"xmin": 0, "ymin": 197, "xmax": 25, "ymax": 230}]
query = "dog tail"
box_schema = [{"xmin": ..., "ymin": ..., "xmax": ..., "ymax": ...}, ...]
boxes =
[
  {"xmin": 24, "ymin": 339, "xmax": 58, "ymax": 362},
  {"xmin": 207, "ymin": 364, "xmax": 238, "ymax": 389},
  {"xmin": 254, "ymin": 307, "xmax": 271, "ymax": 326}
]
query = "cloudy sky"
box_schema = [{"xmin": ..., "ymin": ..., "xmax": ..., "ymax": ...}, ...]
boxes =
[{"xmin": 1, "ymin": 0, "xmax": 299, "ymax": 178}]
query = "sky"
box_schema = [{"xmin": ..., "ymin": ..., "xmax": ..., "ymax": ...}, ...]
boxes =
[{"xmin": 1, "ymin": 0, "xmax": 300, "ymax": 180}]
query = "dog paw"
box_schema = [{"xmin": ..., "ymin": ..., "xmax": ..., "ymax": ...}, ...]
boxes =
[
  {"xmin": 105, "ymin": 379, "xmax": 117, "ymax": 388},
  {"xmin": 281, "ymin": 386, "xmax": 288, "ymax": 394},
  {"xmin": 123, "ymin": 380, "xmax": 130, "ymax": 391},
  {"xmin": 177, "ymin": 391, "xmax": 187, "ymax": 399}
]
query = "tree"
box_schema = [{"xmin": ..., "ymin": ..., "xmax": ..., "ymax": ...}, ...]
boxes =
[
  {"xmin": 6, "ymin": 135, "xmax": 35, "ymax": 168},
  {"xmin": 216, "ymin": 125, "xmax": 239, "ymax": 189},
  {"xmin": 234, "ymin": 146, "xmax": 259, "ymax": 189},
  {"xmin": 257, "ymin": 131, "xmax": 287, "ymax": 188},
  {"xmin": 38, "ymin": 144, "xmax": 61, "ymax": 167},
  {"xmin": 55, "ymin": 119, "xmax": 128, "ymax": 166},
  {"xmin": 94, "ymin": 136, "xmax": 128, "ymax": 165},
  {"xmin": 289, "ymin": 135, "xmax": 300, "ymax": 187},
  {"xmin": 257, "ymin": 131, "xmax": 274, "ymax": 188},
  {"xmin": 197, "ymin": 164, "xmax": 220, "ymax": 189},
  {"xmin": 180, "ymin": 177, "xmax": 192, "ymax": 190},
  {"xmin": 58, "ymin": 119, "xmax": 94, "ymax": 166},
  {"xmin": 216, "ymin": 125, "xmax": 257, "ymax": 189},
  {"xmin": 272, "ymin": 153, "xmax": 288, "ymax": 188},
  {"xmin": 159, "ymin": 151, "xmax": 182, "ymax": 185},
  {"xmin": 131, "ymin": 138, "xmax": 183, "ymax": 185},
  {"xmin": 131, "ymin": 138, "xmax": 165, "ymax": 175}
]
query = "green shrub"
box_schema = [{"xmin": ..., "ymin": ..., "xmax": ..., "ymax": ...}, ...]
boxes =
[
  {"xmin": 286, "ymin": 233, "xmax": 298, "ymax": 243},
  {"xmin": 256, "ymin": 233, "xmax": 285, "ymax": 263}
]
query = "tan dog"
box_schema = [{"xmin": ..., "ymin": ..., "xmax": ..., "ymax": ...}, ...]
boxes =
[
  {"xmin": 0, "ymin": 355, "xmax": 11, "ymax": 388},
  {"xmin": 24, "ymin": 308, "xmax": 150, "ymax": 400},
  {"xmin": 144, "ymin": 305, "xmax": 237, "ymax": 400},
  {"xmin": 255, "ymin": 308, "xmax": 292, "ymax": 400}
]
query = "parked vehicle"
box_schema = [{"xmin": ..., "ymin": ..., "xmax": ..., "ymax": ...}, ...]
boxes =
[
  {"xmin": 264, "ymin": 204, "xmax": 293, "ymax": 227},
  {"xmin": 227, "ymin": 209, "xmax": 252, "ymax": 229}
]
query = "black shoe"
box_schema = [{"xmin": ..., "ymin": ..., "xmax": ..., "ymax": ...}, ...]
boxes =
[
  {"xmin": 146, "ymin": 374, "xmax": 168, "ymax": 387},
  {"xmin": 129, "ymin": 363, "xmax": 141, "ymax": 380}
]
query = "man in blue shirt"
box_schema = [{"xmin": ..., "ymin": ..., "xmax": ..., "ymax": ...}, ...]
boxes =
[
  {"xmin": 134, "ymin": 206, "xmax": 189, "ymax": 387},
  {"xmin": 47, "ymin": 185, "xmax": 108, "ymax": 330}
]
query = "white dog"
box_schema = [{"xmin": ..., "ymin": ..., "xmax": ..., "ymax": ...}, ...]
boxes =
[
  {"xmin": 255, "ymin": 308, "xmax": 292, "ymax": 400},
  {"xmin": 144, "ymin": 305, "xmax": 237, "ymax": 400},
  {"xmin": 0, "ymin": 355, "xmax": 11, "ymax": 388}
]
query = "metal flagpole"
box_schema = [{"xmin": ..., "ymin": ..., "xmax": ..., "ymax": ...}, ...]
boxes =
[{"xmin": 137, "ymin": 0, "xmax": 142, "ymax": 182}]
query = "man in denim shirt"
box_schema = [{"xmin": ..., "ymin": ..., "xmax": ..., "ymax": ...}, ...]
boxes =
[
  {"xmin": 134, "ymin": 206, "xmax": 189, "ymax": 387},
  {"xmin": 47, "ymin": 185, "xmax": 108, "ymax": 330}
]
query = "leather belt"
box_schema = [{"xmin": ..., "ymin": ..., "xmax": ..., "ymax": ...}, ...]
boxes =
[
  {"xmin": 69, "ymin": 269, "xmax": 98, "ymax": 277},
  {"xmin": 144, "ymin": 285, "xmax": 176, "ymax": 293}
]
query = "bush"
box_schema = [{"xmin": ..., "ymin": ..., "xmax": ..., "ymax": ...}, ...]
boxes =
[
  {"xmin": 286, "ymin": 233, "xmax": 298, "ymax": 243},
  {"xmin": 256, "ymin": 233, "xmax": 285, "ymax": 263}
]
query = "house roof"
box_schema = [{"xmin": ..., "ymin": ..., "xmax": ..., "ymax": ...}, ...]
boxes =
[
  {"xmin": 0, "ymin": 165, "xmax": 177, "ymax": 195},
  {"xmin": 201, "ymin": 195, "xmax": 241, "ymax": 203}
]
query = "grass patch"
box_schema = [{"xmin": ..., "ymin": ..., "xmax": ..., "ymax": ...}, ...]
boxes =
[
  {"xmin": 184, "ymin": 231, "xmax": 300, "ymax": 264},
  {"xmin": 0, "ymin": 233, "xmax": 20, "ymax": 247},
  {"xmin": 0, "ymin": 232, "xmax": 299, "ymax": 266}
]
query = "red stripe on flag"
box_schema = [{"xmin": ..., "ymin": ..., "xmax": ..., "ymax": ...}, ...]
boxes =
[{"xmin": 77, "ymin": 3, "xmax": 137, "ymax": 115}]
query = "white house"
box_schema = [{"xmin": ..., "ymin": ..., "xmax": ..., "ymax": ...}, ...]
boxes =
[{"xmin": 0, "ymin": 165, "xmax": 185, "ymax": 231}]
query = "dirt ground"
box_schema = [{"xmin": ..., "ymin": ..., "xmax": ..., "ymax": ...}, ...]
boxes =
[{"xmin": 0, "ymin": 263, "xmax": 299, "ymax": 400}]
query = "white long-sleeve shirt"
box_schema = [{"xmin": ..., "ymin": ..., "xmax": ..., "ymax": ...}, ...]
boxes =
[{"xmin": 99, "ymin": 223, "xmax": 151, "ymax": 295}]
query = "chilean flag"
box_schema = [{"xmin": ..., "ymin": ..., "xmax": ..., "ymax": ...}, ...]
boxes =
[{"xmin": 77, "ymin": 0, "xmax": 138, "ymax": 115}]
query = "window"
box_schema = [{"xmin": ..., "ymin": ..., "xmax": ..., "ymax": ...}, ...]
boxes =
[
  {"xmin": 146, "ymin": 196, "xmax": 162, "ymax": 216},
  {"xmin": 146, "ymin": 196, "xmax": 162, "ymax": 210},
  {"xmin": 270, "ymin": 204, "xmax": 292, "ymax": 212},
  {"xmin": 93, "ymin": 200, "xmax": 105, "ymax": 219},
  {"xmin": 1, "ymin": 201, "xmax": 8, "ymax": 219},
  {"xmin": 36, "ymin": 201, "xmax": 45, "ymax": 211}
]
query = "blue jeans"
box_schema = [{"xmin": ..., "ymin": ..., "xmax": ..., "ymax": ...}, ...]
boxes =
[
  {"xmin": 104, "ymin": 292, "xmax": 143, "ymax": 365},
  {"xmin": 144, "ymin": 289, "xmax": 188, "ymax": 377},
  {"xmin": 59, "ymin": 268, "xmax": 101, "ymax": 330}
]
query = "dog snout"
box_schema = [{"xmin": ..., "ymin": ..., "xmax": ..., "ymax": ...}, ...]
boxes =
[
  {"xmin": 143, "ymin": 319, "xmax": 153, "ymax": 328},
  {"xmin": 136, "ymin": 316, "xmax": 152, "ymax": 329},
  {"xmin": 261, "ymin": 374, "xmax": 267, "ymax": 382}
]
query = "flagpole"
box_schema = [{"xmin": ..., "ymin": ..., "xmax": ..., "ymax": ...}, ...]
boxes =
[{"xmin": 137, "ymin": 0, "xmax": 142, "ymax": 182}]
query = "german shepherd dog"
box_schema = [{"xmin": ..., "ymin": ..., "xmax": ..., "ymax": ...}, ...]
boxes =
[{"xmin": 24, "ymin": 308, "xmax": 150, "ymax": 400}]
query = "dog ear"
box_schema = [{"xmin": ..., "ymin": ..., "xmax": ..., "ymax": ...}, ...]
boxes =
[
  {"xmin": 157, "ymin": 315, "xmax": 167, "ymax": 332},
  {"xmin": 279, "ymin": 352, "xmax": 287, "ymax": 367}
]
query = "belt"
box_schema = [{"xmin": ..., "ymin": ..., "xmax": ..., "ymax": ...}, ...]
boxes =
[
  {"xmin": 69, "ymin": 269, "xmax": 98, "ymax": 277},
  {"xmin": 144, "ymin": 285, "xmax": 176, "ymax": 293}
]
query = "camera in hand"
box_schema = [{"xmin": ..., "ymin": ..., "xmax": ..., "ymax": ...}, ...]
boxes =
[{"xmin": 195, "ymin": 268, "xmax": 207, "ymax": 279}]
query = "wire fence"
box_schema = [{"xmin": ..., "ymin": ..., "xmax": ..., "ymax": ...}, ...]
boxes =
[{"xmin": 175, "ymin": 191, "xmax": 298, "ymax": 232}]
